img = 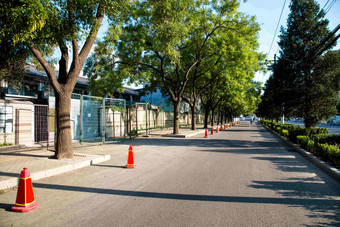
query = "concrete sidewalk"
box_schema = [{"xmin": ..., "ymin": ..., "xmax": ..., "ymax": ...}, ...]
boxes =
[{"xmin": 0, "ymin": 127, "xmax": 206, "ymax": 191}]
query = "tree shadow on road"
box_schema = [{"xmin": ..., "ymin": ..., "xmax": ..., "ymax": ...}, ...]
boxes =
[
  {"xmin": 249, "ymin": 155, "xmax": 340, "ymax": 226},
  {"xmin": 33, "ymin": 182, "xmax": 339, "ymax": 208}
]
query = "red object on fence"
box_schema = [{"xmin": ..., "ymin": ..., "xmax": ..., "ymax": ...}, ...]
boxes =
[
  {"xmin": 125, "ymin": 145, "xmax": 136, "ymax": 169},
  {"xmin": 12, "ymin": 168, "xmax": 39, "ymax": 213}
]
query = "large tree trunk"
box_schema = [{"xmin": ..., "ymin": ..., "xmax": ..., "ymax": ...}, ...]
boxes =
[
  {"xmin": 190, "ymin": 102, "xmax": 196, "ymax": 130},
  {"xmin": 55, "ymin": 91, "xmax": 73, "ymax": 159},
  {"xmin": 211, "ymin": 109, "xmax": 215, "ymax": 126},
  {"xmin": 173, "ymin": 100, "xmax": 180, "ymax": 134},
  {"xmin": 204, "ymin": 110, "xmax": 209, "ymax": 128},
  {"xmin": 203, "ymin": 103, "xmax": 210, "ymax": 128}
]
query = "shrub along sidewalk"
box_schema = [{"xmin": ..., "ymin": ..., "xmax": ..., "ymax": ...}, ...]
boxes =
[{"xmin": 260, "ymin": 120, "xmax": 340, "ymax": 170}]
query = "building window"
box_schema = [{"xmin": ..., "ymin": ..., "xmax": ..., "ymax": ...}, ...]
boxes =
[{"xmin": 0, "ymin": 105, "xmax": 13, "ymax": 134}]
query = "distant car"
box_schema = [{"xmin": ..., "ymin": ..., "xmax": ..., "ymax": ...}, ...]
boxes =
[{"xmin": 328, "ymin": 116, "xmax": 340, "ymax": 125}]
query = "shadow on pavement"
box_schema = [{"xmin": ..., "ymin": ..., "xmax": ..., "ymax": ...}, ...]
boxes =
[
  {"xmin": 33, "ymin": 182, "xmax": 339, "ymax": 208},
  {"xmin": 122, "ymin": 138, "xmax": 283, "ymax": 149},
  {"xmin": 248, "ymin": 155, "xmax": 340, "ymax": 226},
  {"xmin": 0, "ymin": 171, "xmax": 19, "ymax": 178},
  {"xmin": 91, "ymin": 164, "xmax": 125, "ymax": 169},
  {"xmin": 0, "ymin": 152, "xmax": 54, "ymax": 159},
  {"xmin": 0, "ymin": 203, "xmax": 12, "ymax": 211}
]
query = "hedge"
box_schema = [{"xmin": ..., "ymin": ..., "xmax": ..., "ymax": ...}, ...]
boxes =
[
  {"xmin": 311, "ymin": 134, "xmax": 340, "ymax": 147},
  {"xmin": 261, "ymin": 119, "xmax": 339, "ymax": 169},
  {"xmin": 316, "ymin": 143, "xmax": 340, "ymax": 168}
]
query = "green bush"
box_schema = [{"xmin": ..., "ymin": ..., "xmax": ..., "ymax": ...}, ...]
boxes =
[
  {"xmin": 261, "ymin": 119, "xmax": 339, "ymax": 168},
  {"xmin": 128, "ymin": 130, "xmax": 137, "ymax": 137},
  {"xmin": 287, "ymin": 126, "xmax": 328, "ymax": 143},
  {"xmin": 316, "ymin": 143, "xmax": 340, "ymax": 168},
  {"xmin": 312, "ymin": 134, "xmax": 340, "ymax": 146},
  {"xmin": 281, "ymin": 129, "xmax": 289, "ymax": 138},
  {"xmin": 296, "ymin": 135, "xmax": 310, "ymax": 149},
  {"xmin": 307, "ymin": 139, "xmax": 315, "ymax": 154},
  {"xmin": 0, "ymin": 142, "xmax": 12, "ymax": 147},
  {"xmin": 276, "ymin": 127, "xmax": 281, "ymax": 134},
  {"xmin": 288, "ymin": 126, "xmax": 306, "ymax": 143},
  {"xmin": 296, "ymin": 135, "xmax": 316, "ymax": 154}
]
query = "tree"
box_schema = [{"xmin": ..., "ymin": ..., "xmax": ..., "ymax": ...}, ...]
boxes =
[
  {"xmin": 1, "ymin": 0, "xmax": 128, "ymax": 159},
  {"xmin": 275, "ymin": 0, "xmax": 337, "ymax": 127},
  {"xmin": 84, "ymin": 35, "xmax": 128, "ymax": 97},
  {"xmin": 0, "ymin": 1, "xmax": 33, "ymax": 91},
  {"xmin": 96, "ymin": 0, "xmax": 263, "ymax": 134},
  {"xmin": 181, "ymin": 13, "xmax": 262, "ymax": 130}
]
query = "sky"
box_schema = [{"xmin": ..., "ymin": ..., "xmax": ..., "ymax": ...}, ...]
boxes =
[{"xmin": 238, "ymin": 0, "xmax": 340, "ymax": 84}]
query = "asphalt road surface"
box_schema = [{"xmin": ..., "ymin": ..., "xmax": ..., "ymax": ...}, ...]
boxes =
[{"xmin": 1, "ymin": 122, "xmax": 339, "ymax": 226}]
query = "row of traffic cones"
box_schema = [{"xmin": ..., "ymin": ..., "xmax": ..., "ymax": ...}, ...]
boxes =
[
  {"xmin": 11, "ymin": 145, "xmax": 138, "ymax": 213},
  {"xmin": 204, "ymin": 121, "xmax": 240, "ymax": 138}
]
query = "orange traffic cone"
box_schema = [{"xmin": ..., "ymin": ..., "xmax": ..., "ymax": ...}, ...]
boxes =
[
  {"xmin": 220, "ymin": 125, "xmax": 223, "ymax": 131},
  {"xmin": 125, "ymin": 145, "xmax": 136, "ymax": 168},
  {"xmin": 204, "ymin": 129, "xmax": 208, "ymax": 138},
  {"xmin": 12, "ymin": 168, "xmax": 38, "ymax": 213},
  {"xmin": 211, "ymin": 127, "xmax": 214, "ymax": 135},
  {"xmin": 224, "ymin": 124, "xmax": 227, "ymax": 129},
  {"xmin": 216, "ymin": 125, "xmax": 219, "ymax": 133}
]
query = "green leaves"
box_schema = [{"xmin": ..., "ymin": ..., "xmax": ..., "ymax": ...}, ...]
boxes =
[{"xmin": 0, "ymin": 0, "xmax": 50, "ymax": 45}]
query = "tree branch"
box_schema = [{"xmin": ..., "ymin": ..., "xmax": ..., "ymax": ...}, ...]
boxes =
[
  {"xmin": 58, "ymin": 40, "xmax": 69, "ymax": 84},
  {"xmin": 79, "ymin": 2, "xmax": 105, "ymax": 66},
  {"xmin": 28, "ymin": 42, "xmax": 61, "ymax": 94}
]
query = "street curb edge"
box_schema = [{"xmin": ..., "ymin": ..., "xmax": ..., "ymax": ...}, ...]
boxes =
[{"xmin": 261, "ymin": 124, "xmax": 340, "ymax": 183}]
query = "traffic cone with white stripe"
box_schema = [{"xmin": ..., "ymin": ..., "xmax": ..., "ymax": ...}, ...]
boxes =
[
  {"xmin": 204, "ymin": 129, "xmax": 208, "ymax": 138},
  {"xmin": 125, "ymin": 145, "xmax": 136, "ymax": 168}
]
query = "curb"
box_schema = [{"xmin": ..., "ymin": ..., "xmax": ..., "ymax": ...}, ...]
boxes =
[
  {"xmin": 161, "ymin": 130, "xmax": 205, "ymax": 138},
  {"xmin": 261, "ymin": 124, "xmax": 340, "ymax": 183},
  {"xmin": 0, "ymin": 154, "xmax": 110, "ymax": 191}
]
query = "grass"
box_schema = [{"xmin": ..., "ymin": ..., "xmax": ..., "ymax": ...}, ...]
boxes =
[{"xmin": 0, "ymin": 142, "xmax": 13, "ymax": 147}]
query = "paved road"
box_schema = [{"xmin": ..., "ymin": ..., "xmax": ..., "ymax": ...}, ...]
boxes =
[{"xmin": 1, "ymin": 122, "xmax": 339, "ymax": 226}]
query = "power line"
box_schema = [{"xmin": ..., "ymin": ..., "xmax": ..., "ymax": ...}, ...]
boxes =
[
  {"xmin": 324, "ymin": 0, "xmax": 336, "ymax": 16},
  {"xmin": 321, "ymin": 0, "xmax": 332, "ymax": 12},
  {"xmin": 266, "ymin": 0, "xmax": 287, "ymax": 61}
]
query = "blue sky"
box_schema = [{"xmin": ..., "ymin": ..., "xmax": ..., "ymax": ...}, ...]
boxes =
[
  {"xmin": 239, "ymin": 0, "xmax": 340, "ymax": 84},
  {"xmin": 90, "ymin": 0, "xmax": 340, "ymax": 87}
]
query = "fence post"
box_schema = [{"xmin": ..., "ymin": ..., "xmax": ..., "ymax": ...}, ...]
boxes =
[
  {"xmin": 136, "ymin": 103, "xmax": 138, "ymax": 135},
  {"xmin": 102, "ymin": 98, "xmax": 105, "ymax": 144},
  {"xmin": 4, "ymin": 99, "xmax": 7, "ymax": 144},
  {"xmin": 145, "ymin": 103, "xmax": 148, "ymax": 136},
  {"xmin": 80, "ymin": 93, "xmax": 83, "ymax": 145},
  {"xmin": 15, "ymin": 109, "xmax": 19, "ymax": 145}
]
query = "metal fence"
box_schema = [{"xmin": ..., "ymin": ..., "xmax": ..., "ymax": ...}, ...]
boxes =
[{"xmin": 0, "ymin": 93, "xmax": 211, "ymax": 147}]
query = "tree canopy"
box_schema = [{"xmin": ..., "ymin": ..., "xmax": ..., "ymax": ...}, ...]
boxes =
[
  {"xmin": 1, "ymin": 0, "xmax": 129, "ymax": 159},
  {"xmin": 86, "ymin": 0, "xmax": 264, "ymax": 133},
  {"xmin": 258, "ymin": 0, "xmax": 339, "ymax": 127}
]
